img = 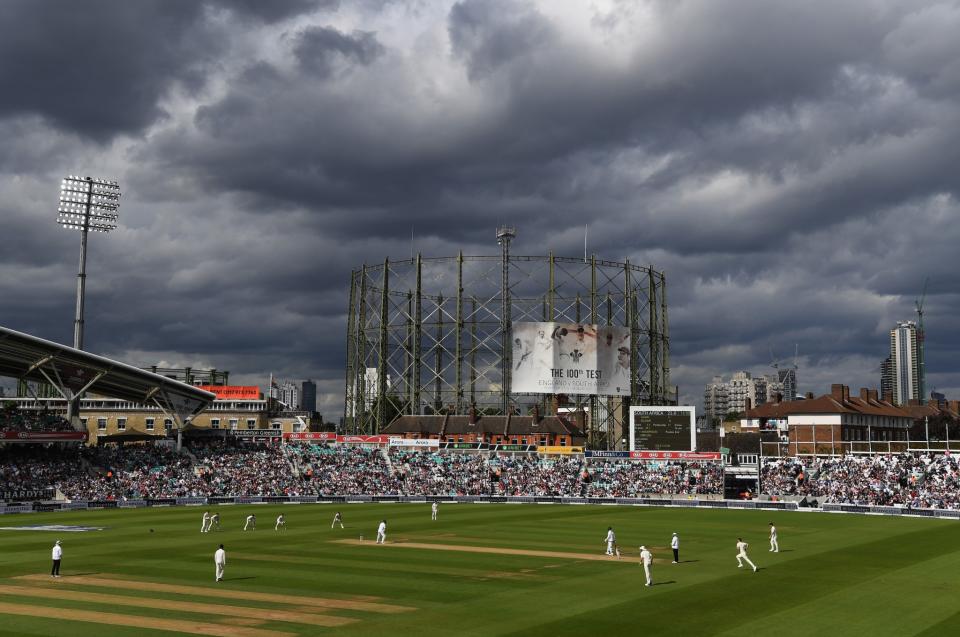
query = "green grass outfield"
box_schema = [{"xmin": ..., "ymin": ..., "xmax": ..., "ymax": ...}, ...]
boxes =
[{"xmin": 0, "ymin": 503, "xmax": 957, "ymax": 636}]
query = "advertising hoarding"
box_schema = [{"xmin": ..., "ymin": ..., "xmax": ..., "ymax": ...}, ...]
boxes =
[
  {"xmin": 389, "ymin": 438, "xmax": 440, "ymax": 448},
  {"xmin": 196, "ymin": 385, "xmax": 261, "ymax": 400},
  {"xmin": 1, "ymin": 431, "xmax": 88, "ymax": 442},
  {"xmin": 282, "ymin": 432, "xmax": 336, "ymax": 441},
  {"xmin": 511, "ymin": 322, "xmax": 631, "ymax": 396}
]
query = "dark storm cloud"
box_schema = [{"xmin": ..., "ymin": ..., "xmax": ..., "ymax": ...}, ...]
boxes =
[
  {"xmin": 2, "ymin": 1, "xmax": 959, "ymax": 413},
  {"xmin": 293, "ymin": 26, "xmax": 386, "ymax": 77},
  {"xmin": 448, "ymin": 0, "xmax": 553, "ymax": 80},
  {"xmin": 210, "ymin": 0, "xmax": 337, "ymax": 24},
  {"xmin": 0, "ymin": 0, "xmax": 223, "ymax": 140}
]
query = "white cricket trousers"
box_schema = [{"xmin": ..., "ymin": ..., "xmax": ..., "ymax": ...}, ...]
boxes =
[
  {"xmin": 377, "ymin": 531, "xmax": 386, "ymax": 544},
  {"xmin": 737, "ymin": 553, "xmax": 757, "ymax": 570},
  {"xmin": 215, "ymin": 562, "xmax": 225, "ymax": 581},
  {"xmin": 643, "ymin": 563, "xmax": 652, "ymax": 585},
  {"xmin": 770, "ymin": 537, "xmax": 779, "ymax": 552}
]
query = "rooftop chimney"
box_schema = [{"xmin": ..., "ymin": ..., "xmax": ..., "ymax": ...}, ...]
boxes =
[
  {"xmin": 859, "ymin": 388, "xmax": 870, "ymax": 401},
  {"xmin": 830, "ymin": 384, "xmax": 844, "ymax": 401},
  {"xmin": 532, "ymin": 404, "xmax": 541, "ymax": 425}
]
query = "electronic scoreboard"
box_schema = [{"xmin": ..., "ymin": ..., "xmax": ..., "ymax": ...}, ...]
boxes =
[{"xmin": 629, "ymin": 406, "xmax": 696, "ymax": 452}]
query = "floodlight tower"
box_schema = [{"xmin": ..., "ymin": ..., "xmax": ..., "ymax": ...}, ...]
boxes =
[
  {"xmin": 497, "ymin": 225, "xmax": 516, "ymax": 415},
  {"xmin": 57, "ymin": 175, "xmax": 120, "ymax": 420}
]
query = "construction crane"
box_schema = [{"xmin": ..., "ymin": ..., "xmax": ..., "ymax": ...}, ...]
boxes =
[{"xmin": 916, "ymin": 278, "xmax": 929, "ymax": 405}]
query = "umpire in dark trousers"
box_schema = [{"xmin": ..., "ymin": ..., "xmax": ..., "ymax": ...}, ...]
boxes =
[{"xmin": 51, "ymin": 540, "xmax": 63, "ymax": 577}]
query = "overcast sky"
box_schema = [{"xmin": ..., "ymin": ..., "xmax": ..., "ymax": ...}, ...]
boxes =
[{"xmin": 1, "ymin": 0, "xmax": 958, "ymax": 418}]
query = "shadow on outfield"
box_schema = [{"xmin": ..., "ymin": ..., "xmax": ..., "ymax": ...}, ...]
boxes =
[
  {"xmin": 652, "ymin": 581, "xmax": 676, "ymax": 586},
  {"xmin": 680, "ymin": 560, "xmax": 699, "ymax": 564},
  {"xmin": 226, "ymin": 576, "xmax": 257, "ymax": 581},
  {"xmin": 64, "ymin": 573, "xmax": 101, "ymax": 577}
]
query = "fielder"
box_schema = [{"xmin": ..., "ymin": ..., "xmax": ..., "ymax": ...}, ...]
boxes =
[
  {"xmin": 209, "ymin": 512, "xmax": 221, "ymax": 531},
  {"xmin": 736, "ymin": 538, "xmax": 757, "ymax": 572},
  {"xmin": 769, "ymin": 523, "xmax": 779, "ymax": 553},
  {"xmin": 214, "ymin": 544, "xmax": 226, "ymax": 582},
  {"xmin": 244, "ymin": 514, "xmax": 256, "ymax": 531},
  {"xmin": 376, "ymin": 519, "xmax": 387, "ymax": 544},
  {"xmin": 275, "ymin": 514, "xmax": 286, "ymax": 531},
  {"xmin": 671, "ymin": 532, "xmax": 680, "ymax": 563},
  {"xmin": 332, "ymin": 511, "xmax": 344, "ymax": 529},
  {"xmin": 431, "ymin": 502, "xmax": 438, "ymax": 521},
  {"xmin": 201, "ymin": 511, "xmax": 210, "ymax": 533},
  {"xmin": 639, "ymin": 545, "xmax": 653, "ymax": 586}
]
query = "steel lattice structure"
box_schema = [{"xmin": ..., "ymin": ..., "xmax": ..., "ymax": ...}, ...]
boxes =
[{"xmin": 345, "ymin": 246, "xmax": 671, "ymax": 448}]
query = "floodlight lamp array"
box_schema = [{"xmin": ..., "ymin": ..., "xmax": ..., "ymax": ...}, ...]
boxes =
[{"xmin": 57, "ymin": 175, "xmax": 121, "ymax": 233}]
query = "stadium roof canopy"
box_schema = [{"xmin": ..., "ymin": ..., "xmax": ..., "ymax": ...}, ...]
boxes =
[{"xmin": 0, "ymin": 325, "xmax": 215, "ymax": 423}]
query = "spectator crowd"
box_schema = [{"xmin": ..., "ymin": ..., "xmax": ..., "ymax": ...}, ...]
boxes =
[
  {"xmin": 5, "ymin": 439, "xmax": 960, "ymax": 510},
  {"xmin": 762, "ymin": 453, "xmax": 960, "ymax": 509},
  {"xmin": 0, "ymin": 405, "xmax": 74, "ymax": 433}
]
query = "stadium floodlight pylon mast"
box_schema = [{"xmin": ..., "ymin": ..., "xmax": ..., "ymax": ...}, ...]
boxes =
[
  {"xmin": 345, "ymin": 239, "xmax": 672, "ymax": 449},
  {"xmin": 56, "ymin": 175, "xmax": 121, "ymax": 422}
]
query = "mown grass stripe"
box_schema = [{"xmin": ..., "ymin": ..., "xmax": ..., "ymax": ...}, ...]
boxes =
[
  {"xmin": 14, "ymin": 574, "xmax": 414, "ymax": 614},
  {"xmin": 0, "ymin": 601, "xmax": 294, "ymax": 637},
  {"xmin": 0, "ymin": 584, "xmax": 356, "ymax": 627}
]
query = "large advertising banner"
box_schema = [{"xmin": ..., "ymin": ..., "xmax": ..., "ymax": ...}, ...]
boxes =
[
  {"xmin": 511, "ymin": 322, "xmax": 631, "ymax": 396},
  {"xmin": 197, "ymin": 385, "xmax": 261, "ymax": 400}
]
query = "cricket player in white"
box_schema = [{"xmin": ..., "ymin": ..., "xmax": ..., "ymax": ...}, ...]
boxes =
[
  {"xmin": 670, "ymin": 532, "xmax": 680, "ymax": 563},
  {"xmin": 332, "ymin": 511, "xmax": 344, "ymax": 529},
  {"xmin": 769, "ymin": 523, "xmax": 779, "ymax": 552},
  {"xmin": 275, "ymin": 514, "xmax": 286, "ymax": 531},
  {"xmin": 210, "ymin": 512, "xmax": 220, "ymax": 531},
  {"xmin": 201, "ymin": 511, "xmax": 210, "ymax": 533},
  {"xmin": 639, "ymin": 546, "xmax": 653, "ymax": 586},
  {"xmin": 244, "ymin": 514, "xmax": 256, "ymax": 531},
  {"xmin": 605, "ymin": 527, "xmax": 617, "ymax": 556},
  {"xmin": 431, "ymin": 502, "xmax": 438, "ymax": 521},
  {"xmin": 214, "ymin": 544, "xmax": 226, "ymax": 582},
  {"xmin": 736, "ymin": 538, "xmax": 757, "ymax": 572},
  {"xmin": 376, "ymin": 520, "xmax": 387, "ymax": 544}
]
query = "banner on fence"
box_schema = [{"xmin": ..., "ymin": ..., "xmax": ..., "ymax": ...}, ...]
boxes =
[
  {"xmin": 629, "ymin": 451, "xmax": 721, "ymax": 461},
  {"xmin": 338, "ymin": 435, "xmax": 390, "ymax": 444},
  {"xmin": 1, "ymin": 488, "xmax": 54, "ymax": 501},
  {"xmin": 584, "ymin": 450, "xmax": 630, "ymax": 458},
  {"xmin": 389, "ymin": 438, "xmax": 440, "ymax": 448},
  {"xmin": 1, "ymin": 431, "xmax": 87, "ymax": 442},
  {"xmin": 283, "ymin": 432, "xmax": 336, "ymax": 441},
  {"xmin": 538, "ymin": 446, "xmax": 583, "ymax": 455}
]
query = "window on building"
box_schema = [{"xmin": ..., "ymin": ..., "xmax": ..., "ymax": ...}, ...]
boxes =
[
  {"xmin": 272, "ymin": 422, "xmax": 282, "ymax": 430},
  {"xmin": 164, "ymin": 419, "xmax": 173, "ymax": 432},
  {"xmin": 117, "ymin": 418, "xmax": 126, "ymax": 431},
  {"xmin": 80, "ymin": 418, "xmax": 88, "ymax": 428},
  {"xmin": 211, "ymin": 418, "xmax": 220, "ymax": 430},
  {"xmin": 230, "ymin": 419, "xmax": 239, "ymax": 430},
  {"xmin": 247, "ymin": 419, "xmax": 256, "ymax": 429},
  {"xmin": 145, "ymin": 418, "xmax": 155, "ymax": 431},
  {"xmin": 97, "ymin": 418, "xmax": 107, "ymax": 431}
]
